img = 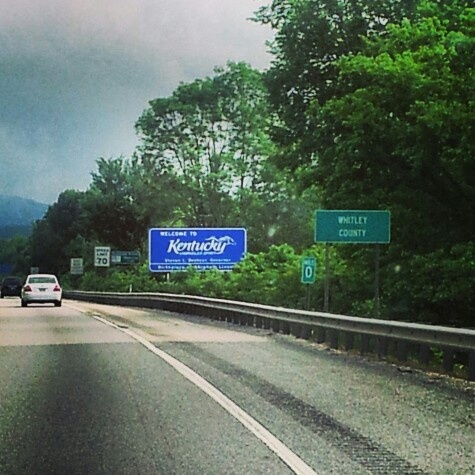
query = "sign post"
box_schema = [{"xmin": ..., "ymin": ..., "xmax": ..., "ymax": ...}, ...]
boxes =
[
  {"xmin": 324, "ymin": 245, "xmax": 330, "ymax": 312},
  {"xmin": 301, "ymin": 257, "xmax": 316, "ymax": 310},
  {"xmin": 315, "ymin": 210, "xmax": 391, "ymax": 316}
]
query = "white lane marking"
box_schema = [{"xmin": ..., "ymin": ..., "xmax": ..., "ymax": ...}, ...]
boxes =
[
  {"xmin": 91, "ymin": 315, "xmax": 317, "ymax": 475},
  {"xmin": 91, "ymin": 315, "xmax": 120, "ymax": 328}
]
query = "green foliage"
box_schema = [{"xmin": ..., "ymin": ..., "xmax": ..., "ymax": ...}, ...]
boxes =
[
  {"xmin": 78, "ymin": 265, "xmax": 161, "ymax": 293},
  {"xmin": 310, "ymin": 1, "xmax": 474, "ymax": 325},
  {"xmin": 135, "ymin": 62, "xmax": 276, "ymax": 229},
  {"xmin": 29, "ymin": 190, "xmax": 88, "ymax": 275},
  {"xmin": 256, "ymin": 0, "xmax": 419, "ymax": 172},
  {"xmin": 87, "ymin": 158, "xmax": 148, "ymax": 248},
  {"xmin": 386, "ymin": 242, "xmax": 475, "ymax": 325},
  {"xmin": 255, "ymin": 0, "xmax": 474, "ymax": 326},
  {"xmin": 71, "ymin": 244, "xmax": 349, "ymax": 313},
  {"xmin": 0, "ymin": 236, "xmax": 30, "ymax": 278}
]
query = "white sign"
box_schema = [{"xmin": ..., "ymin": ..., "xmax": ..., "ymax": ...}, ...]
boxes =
[
  {"xmin": 94, "ymin": 247, "xmax": 111, "ymax": 267},
  {"xmin": 70, "ymin": 258, "xmax": 84, "ymax": 275}
]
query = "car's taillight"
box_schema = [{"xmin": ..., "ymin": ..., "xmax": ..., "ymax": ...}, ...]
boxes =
[
  {"xmin": 53, "ymin": 285, "xmax": 61, "ymax": 292},
  {"xmin": 24, "ymin": 285, "xmax": 32, "ymax": 292}
]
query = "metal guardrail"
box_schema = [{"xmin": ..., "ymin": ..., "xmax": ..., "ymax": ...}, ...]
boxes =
[{"xmin": 65, "ymin": 290, "xmax": 475, "ymax": 381}]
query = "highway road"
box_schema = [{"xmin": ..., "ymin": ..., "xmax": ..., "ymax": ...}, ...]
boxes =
[{"xmin": 0, "ymin": 297, "xmax": 473, "ymax": 474}]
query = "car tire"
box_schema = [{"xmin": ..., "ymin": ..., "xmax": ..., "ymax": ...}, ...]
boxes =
[
  {"xmin": 21, "ymin": 300, "xmax": 27, "ymax": 307},
  {"xmin": 54, "ymin": 301, "xmax": 62, "ymax": 307}
]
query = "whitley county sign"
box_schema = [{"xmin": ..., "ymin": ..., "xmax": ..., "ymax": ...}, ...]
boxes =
[
  {"xmin": 149, "ymin": 228, "xmax": 247, "ymax": 272},
  {"xmin": 315, "ymin": 210, "xmax": 391, "ymax": 244}
]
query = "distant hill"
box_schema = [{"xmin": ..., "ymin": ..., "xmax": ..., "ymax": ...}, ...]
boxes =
[{"xmin": 0, "ymin": 195, "xmax": 48, "ymax": 238}]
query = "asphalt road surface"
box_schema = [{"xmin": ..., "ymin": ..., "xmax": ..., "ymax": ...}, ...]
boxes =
[{"xmin": 0, "ymin": 297, "xmax": 473, "ymax": 474}]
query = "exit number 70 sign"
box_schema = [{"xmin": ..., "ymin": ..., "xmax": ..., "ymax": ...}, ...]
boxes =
[{"xmin": 95, "ymin": 246, "xmax": 111, "ymax": 267}]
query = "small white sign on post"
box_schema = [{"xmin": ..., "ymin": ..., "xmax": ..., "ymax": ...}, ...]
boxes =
[
  {"xmin": 70, "ymin": 258, "xmax": 84, "ymax": 275},
  {"xmin": 94, "ymin": 247, "xmax": 111, "ymax": 267}
]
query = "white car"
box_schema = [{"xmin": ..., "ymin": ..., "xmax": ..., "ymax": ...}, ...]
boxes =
[{"xmin": 21, "ymin": 274, "xmax": 63, "ymax": 307}]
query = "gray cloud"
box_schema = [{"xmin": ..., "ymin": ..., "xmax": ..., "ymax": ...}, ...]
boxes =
[{"xmin": 0, "ymin": 0, "xmax": 272, "ymax": 203}]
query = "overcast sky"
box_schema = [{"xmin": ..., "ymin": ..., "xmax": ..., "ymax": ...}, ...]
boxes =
[{"xmin": 0, "ymin": 0, "xmax": 273, "ymax": 204}]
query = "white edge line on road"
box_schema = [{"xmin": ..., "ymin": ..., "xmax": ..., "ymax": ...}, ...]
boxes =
[{"xmin": 91, "ymin": 314, "xmax": 317, "ymax": 475}]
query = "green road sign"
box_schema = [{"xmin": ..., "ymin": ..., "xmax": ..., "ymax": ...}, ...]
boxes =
[
  {"xmin": 111, "ymin": 250, "xmax": 141, "ymax": 265},
  {"xmin": 301, "ymin": 257, "xmax": 316, "ymax": 284},
  {"xmin": 315, "ymin": 210, "xmax": 391, "ymax": 244}
]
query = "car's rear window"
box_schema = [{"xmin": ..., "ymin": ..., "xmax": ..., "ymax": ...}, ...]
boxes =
[
  {"xmin": 29, "ymin": 277, "xmax": 57, "ymax": 284},
  {"xmin": 3, "ymin": 278, "xmax": 20, "ymax": 284}
]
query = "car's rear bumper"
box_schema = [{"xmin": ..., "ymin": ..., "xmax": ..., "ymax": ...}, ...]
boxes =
[{"xmin": 22, "ymin": 293, "xmax": 62, "ymax": 303}]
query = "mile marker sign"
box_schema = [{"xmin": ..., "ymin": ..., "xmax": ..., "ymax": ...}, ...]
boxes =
[{"xmin": 301, "ymin": 257, "xmax": 316, "ymax": 284}]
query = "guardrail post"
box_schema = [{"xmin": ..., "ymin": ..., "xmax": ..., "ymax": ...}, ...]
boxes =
[
  {"xmin": 468, "ymin": 351, "xmax": 475, "ymax": 381},
  {"xmin": 345, "ymin": 333, "xmax": 354, "ymax": 351},
  {"xmin": 397, "ymin": 340, "xmax": 408, "ymax": 362},
  {"xmin": 360, "ymin": 334, "xmax": 370, "ymax": 354},
  {"xmin": 442, "ymin": 348, "xmax": 455, "ymax": 373},
  {"xmin": 232, "ymin": 312, "xmax": 240, "ymax": 325},
  {"xmin": 419, "ymin": 344, "xmax": 431, "ymax": 366},
  {"xmin": 290, "ymin": 322, "xmax": 301, "ymax": 338},
  {"xmin": 300, "ymin": 324, "xmax": 311, "ymax": 340},
  {"xmin": 330, "ymin": 330, "xmax": 339, "ymax": 349},
  {"xmin": 316, "ymin": 328, "xmax": 326, "ymax": 344},
  {"xmin": 245, "ymin": 313, "xmax": 254, "ymax": 326},
  {"xmin": 377, "ymin": 337, "xmax": 389, "ymax": 359}
]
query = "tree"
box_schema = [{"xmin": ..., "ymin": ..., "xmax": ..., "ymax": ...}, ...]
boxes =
[
  {"xmin": 86, "ymin": 157, "xmax": 149, "ymax": 249},
  {"xmin": 311, "ymin": 1, "xmax": 474, "ymax": 324},
  {"xmin": 254, "ymin": 0, "xmax": 473, "ymax": 324},
  {"xmin": 135, "ymin": 62, "xmax": 276, "ymax": 228},
  {"xmin": 314, "ymin": 1, "xmax": 474, "ymax": 244},
  {"xmin": 29, "ymin": 190, "xmax": 87, "ymax": 275},
  {"xmin": 255, "ymin": 0, "xmax": 418, "ymax": 176},
  {"xmin": 0, "ymin": 236, "xmax": 30, "ymax": 277}
]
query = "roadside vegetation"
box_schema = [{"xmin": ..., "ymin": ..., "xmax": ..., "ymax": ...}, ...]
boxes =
[{"xmin": 1, "ymin": 0, "xmax": 473, "ymax": 327}]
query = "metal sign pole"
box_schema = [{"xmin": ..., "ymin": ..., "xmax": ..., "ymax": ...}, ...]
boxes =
[
  {"xmin": 324, "ymin": 245, "xmax": 330, "ymax": 312},
  {"xmin": 301, "ymin": 257, "xmax": 316, "ymax": 311},
  {"xmin": 374, "ymin": 244, "xmax": 381, "ymax": 318}
]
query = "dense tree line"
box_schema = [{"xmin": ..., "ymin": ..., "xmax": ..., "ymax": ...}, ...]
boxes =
[
  {"xmin": 256, "ymin": 0, "xmax": 474, "ymax": 325},
  {"xmin": 3, "ymin": 0, "xmax": 473, "ymax": 327}
]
